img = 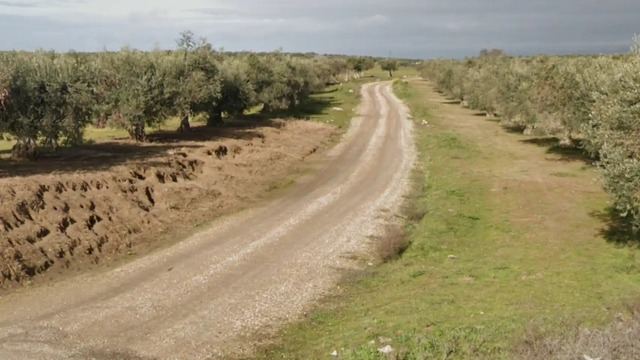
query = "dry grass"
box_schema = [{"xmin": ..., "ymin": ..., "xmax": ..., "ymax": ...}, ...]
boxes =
[
  {"xmin": 375, "ymin": 225, "xmax": 410, "ymax": 262},
  {"xmin": 517, "ymin": 306, "xmax": 640, "ymax": 360}
]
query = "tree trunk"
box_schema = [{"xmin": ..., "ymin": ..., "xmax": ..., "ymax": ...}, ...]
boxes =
[
  {"xmin": 95, "ymin": 114, "xmax": 108, "ymax": 128},
  {"xmin": 11, "ymin": 138, "xmax": 37, "ymax": 160},
  {"xmin": 178, "ymin": 113, "xmax": 191, "ymax": 132},
  {"xmin": 43, "ymin": 136, "xmax": 58, "ymax": 150},
  {"xmin": 559, "ymin": 131, "xmax": 576, "ymax": 148},
  {"xmin": 129, "ymin": 123, "xmax": 145, "ymax": 142},
  {"xmin": 388, "ymin": 70, "xmax": 393, "ymax": 78},
  {"xmin": 207, "ymin": 109, "xmax": 224, "ymax": 127}
]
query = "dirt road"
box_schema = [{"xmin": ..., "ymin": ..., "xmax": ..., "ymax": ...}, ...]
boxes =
[{"xmin": 0, "ymin": 82, "xmax": 415, "ymax": 360}]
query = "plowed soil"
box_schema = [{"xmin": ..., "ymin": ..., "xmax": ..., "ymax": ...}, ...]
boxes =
[{"xmin": 0, "ymin": 120, "xmax": 334, "ymax": 288}]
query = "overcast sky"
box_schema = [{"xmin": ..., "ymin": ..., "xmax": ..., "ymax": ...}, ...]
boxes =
[{"xmin": 0, "ymin": 0, "xmax": 638, "ymax": 58}]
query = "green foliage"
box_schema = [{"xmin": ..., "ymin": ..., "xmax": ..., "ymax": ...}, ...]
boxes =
[
  {"xmin": 211, "ymin": 58, "xmax": 254, "ymax": 125},
  {"xmin": 0, "ymin": 52, "xmax": 96, "ymax": 158},
  {"xmin": 380, "ymin": 60, "xmax": 399, "ymax": 77},
  {"xmin": 590, "ymin": 57, "xmax": 640, "ymax": 230},
  {"xmin": 348, "ymin": 57, "xmax": 376, "ymax": 74},
  {"xmin": 162, "ymin": 41, "xmax": 222, "ymax": 129},
  {"xmin": 97, "ymin": 50, "xmax": 169, "ymax": 141},
  {"xmin": 245, "ymin": 53, "xmax": 331, "ymax": 113}
]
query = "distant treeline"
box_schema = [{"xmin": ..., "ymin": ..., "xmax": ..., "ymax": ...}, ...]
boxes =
[
  {"xmin": 0, "ymin": 31, "xmax": 395, "ymax": 159},
  {"xmin": 420, "ymin": 40, "xmax": 640, "ymax": 232}
]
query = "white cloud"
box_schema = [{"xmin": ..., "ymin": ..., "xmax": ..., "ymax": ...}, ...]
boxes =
[{"xmin": 356, "ymin": 14, "xmax": 389, "ymax": 27}]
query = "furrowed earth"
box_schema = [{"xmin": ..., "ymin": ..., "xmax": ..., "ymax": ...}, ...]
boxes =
[{"xmin": 0, "ymin": 120, "xmax": 335, "ymax": 289}]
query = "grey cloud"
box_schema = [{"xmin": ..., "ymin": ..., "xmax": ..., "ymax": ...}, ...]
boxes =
[
  {"xmin": 0, "ymin": 1, "xmax": 40, "ymax": 8},
  {"xmin": 0, "ymin": 0, "xmax": 639, "ymax": 58},
  {"xmin": 0, "ymin": 0, "xmax": 83, "ymax": 8}
]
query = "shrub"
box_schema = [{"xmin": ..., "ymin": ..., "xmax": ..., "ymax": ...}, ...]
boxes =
[{"xmin": 376, "ymin": 225, "xmax": 410, "ymax": 262}]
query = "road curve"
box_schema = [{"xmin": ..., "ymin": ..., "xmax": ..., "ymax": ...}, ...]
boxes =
[{"xmin": 0, "ymin": 82, "xmax": 415, "ymax": 360}]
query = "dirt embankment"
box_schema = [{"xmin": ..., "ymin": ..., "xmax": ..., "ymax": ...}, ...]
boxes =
[{"xmin": 0, "ymin": 120, "xmax": 334, "ymax": 288}]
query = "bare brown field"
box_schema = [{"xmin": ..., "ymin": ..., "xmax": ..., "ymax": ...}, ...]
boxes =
[{"xmin": 0, "ymin": 120, "xmax": 335, "ymax": 289}]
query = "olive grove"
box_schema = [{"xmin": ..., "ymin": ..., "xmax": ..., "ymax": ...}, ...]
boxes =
[
  {"xmin": 420, "ymin": 39, "xmax": 640, "ymax": 232},
  {"xmin": 0, "ymin": 34, "xmax": 356, "ymax": 159}
]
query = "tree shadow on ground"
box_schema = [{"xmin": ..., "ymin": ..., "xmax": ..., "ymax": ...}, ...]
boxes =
[
  {"xmin": 0, "ymin": 123, "xmax": 276, "ymax": 178},
  {"xmin": 149, "ymin": 121, "xmax": 279, "ymax": 143},
  {"xmin": 313, "ymin": 87, "xmax": 339, "ymax": 95},
  {"xmin": 249, "ymin": 92, "xmax": 340, "ymax": 121},
  {"xmin": 520, "ymin": 137, "xmax": 595, "ymax": 164},
  {"xmin": 591, "ymin": 207, "xmax": 640, "ymax": 247},
  {"xmin": 0, "ymin": 82, "xmax": 353, "ymax": 179},
  {"xmin": 441, "ymin": 99, "xmax": 462, "ymax": 105},
  {"xmin": 499, "ymin": 123, "xmax": 528, "ymax": 134}
]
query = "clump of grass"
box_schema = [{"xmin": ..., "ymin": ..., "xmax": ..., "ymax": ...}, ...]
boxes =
[
  {"xmin": 517, "ymin": 305, "xmax": 640, "ymax": 360},
  {"xmin": 376, "ymin": 225, "xmax": 410, "ymax": 262}
]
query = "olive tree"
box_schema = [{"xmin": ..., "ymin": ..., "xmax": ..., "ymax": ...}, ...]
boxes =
[
  {"xmin": 51, "ymin": 54, "xmax": 96, "ymax": 146},
  {"xmin": 102, "ymin": 50, "xmax": 169, "ymax": 141},
  {"xmin": 206, "ymin": 58, "xmax": 255, "ymax": 126},
  {"xmin": 589, "ymin": 57, "xmax": 640, "ymax": 230},
  {"xmin": 168, "ymin": 32, "xmax": 222, "ymax": 131},
  {"xmin": 347, "ymin": 57, "xmax": 375, "ymax": 78},
  {"xmin": 380, "ymin": 59, "xmax": 399, "ymax": 77},
  {"xmin": 0, "ymin": 58, "xmax": 42, "ymax": 158},
  {"xmin": 164, "ymin": 38, "xmax": 222, "ymax": 131},
  {"xmin": 246, "ymin": 54, "xmax": 296, "ymax": 113},
  {"xmin": 0, "ymin": 53, "xmax": 95, "ymax": 159}
]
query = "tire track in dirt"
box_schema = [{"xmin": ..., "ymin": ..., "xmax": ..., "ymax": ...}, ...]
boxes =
[{"xmin": 0, "ymin": 81, "xmax": 415, "ymax": 360}]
